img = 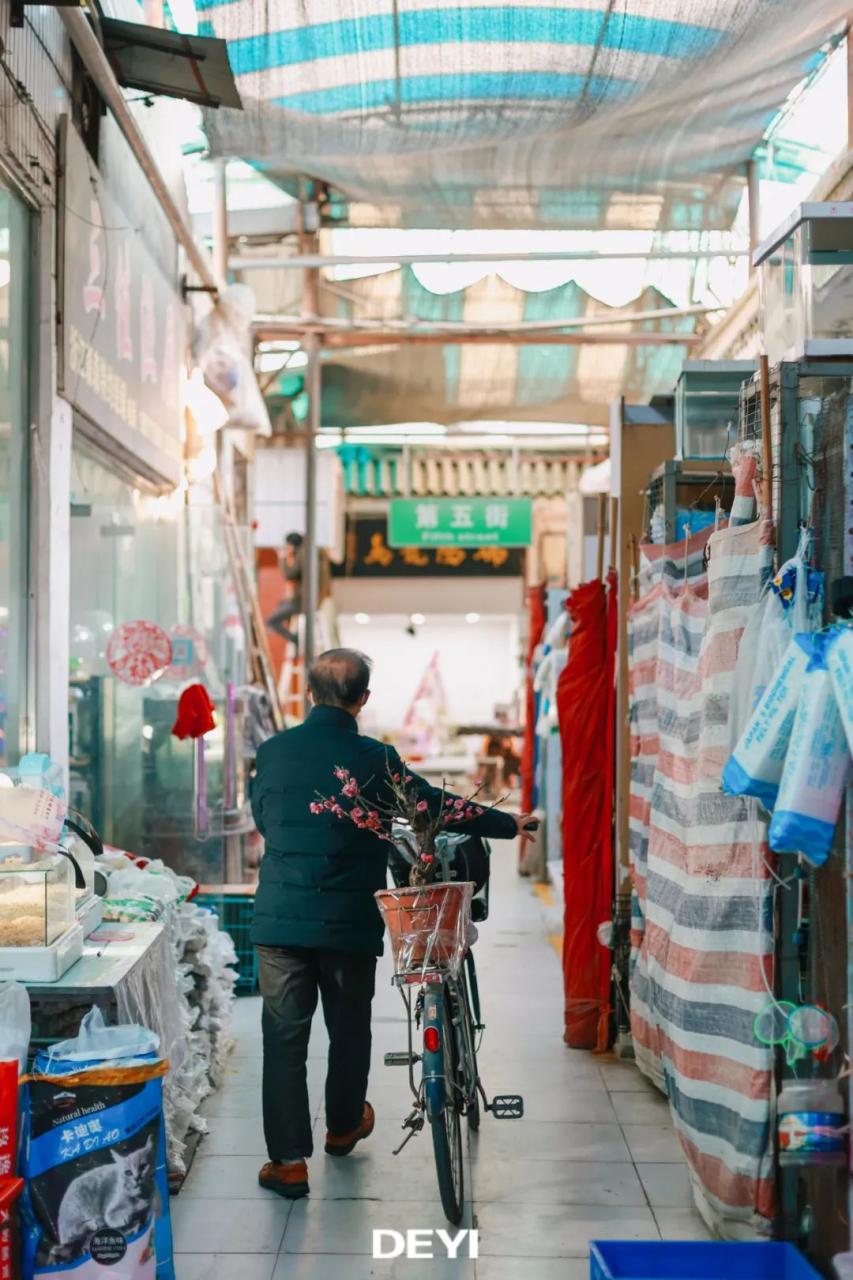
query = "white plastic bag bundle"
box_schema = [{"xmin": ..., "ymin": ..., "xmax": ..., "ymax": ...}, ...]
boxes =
[
  {"xmin": 42, "ymin": 1005, "xmax": 160, "ymax": 1067},
  {"xmin": 0, "ymin": 980, "xmax": 31, "ymax": 1072},
  {"xmin": 768, "ymin": 634, "xmax": 852, "ymax": 865},
  {"xmin": 827, "ymin": 625, "xmax": 853, "ymax": 755},
  {"xmin": 722, "ymin": 635, "xmax": 812, "ymax": 810}
]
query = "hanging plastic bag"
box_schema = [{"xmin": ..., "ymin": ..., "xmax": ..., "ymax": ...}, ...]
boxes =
[
  {"xmin": 0, "ymin": 981, "xmax": 31, "ymax": 1075},
  {"xmin": 194, "ymin": 285, "xmax": 271, "ymax": 436},
  {"xmin": 768, "ymin": 633, "xmax": 852, "ymax": 865},
  {"xmin": 723, "ymin": 634, "xmax": 812, "ymax": 810},
  {"xmin": 728, "ymin": 531, "xmax": 823, "ymax": 749},
  {"xmin": 827, "ymin": 625, "xmax": 853, "ymax": 755},
  {"xmin": 19, "ymin": 1007, "xmax": 174, "ymax": 1279}
]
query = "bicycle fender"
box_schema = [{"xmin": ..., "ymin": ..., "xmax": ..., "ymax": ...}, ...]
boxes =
[{"xmin": 422, "ymin": 990, "xmax": 446, "ymax": 1119}]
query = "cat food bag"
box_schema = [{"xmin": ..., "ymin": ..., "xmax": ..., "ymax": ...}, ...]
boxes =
[
  {"xmin": 768, "ymin": 634, "xmax": 853, "ymax": 866},
  {"xmin": 722, "ymin": 634, "xmax": 812, "ymax": 811},
  {"xmin": 19, "ymin": 1010, "xmax": 174, "ymax": 1280},
  {"xmin": 827, "ymin": 625, "xmax": 853, "ymax": 755}
]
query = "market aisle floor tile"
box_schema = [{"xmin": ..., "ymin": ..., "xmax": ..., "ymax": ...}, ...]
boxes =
[{"xmin": 173, "ymin": 848, "xmax": 711, "ymax": 1276}]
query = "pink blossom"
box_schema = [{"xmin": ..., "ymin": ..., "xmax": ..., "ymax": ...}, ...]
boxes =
[
  {"xmin": 453, "ymin": 798, "xmax": 465, "ymax": 810},
  {"xmin": 351, "ymin": 807, "xmax": 364, "ymax": 821},
  {"xmin": 332, "ymin": 804, "xmax": 344, "ymax": 818},
  {"xmin": 324, "ymin": 799, "xmax": 336, "ymax": 811},
  {"xmin": 333, "ymin": 766, "xmax": 350, "ymax": 781},
  {"xmin": 392, "ymin": 773, "xmax": 401, "ymax": 783},
  {"xmin": 444, "ymin": 798, "xmax": 454, "ymax": 808},
  {"xmin": 473, "ymin": 805, "xmax": 484, "ymax": 815},
  {"xmin": 416, "ymin": 800, "xmax": 428, "ymax": 813},
  {"xmin": 309, "ymin": 801, "xmax": 324, "ymax": 815},
  {"xmin": 342, "ymin": 778, "xmax": 359, "ymax": 798},
  {"xmin": 404, "ymin": 775, "xmax": 413, "ymax": 783},
  {"xmin": 368, "ymin": 811, "xmax": 379, "ymax": 822},
  {"xmin": 421, "ymin": 854, "xmax": 434, "ymax": 864}
]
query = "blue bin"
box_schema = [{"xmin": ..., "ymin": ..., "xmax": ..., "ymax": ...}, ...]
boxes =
[{"xmin": 589, "ymin": 1241, "xmax": 822, "ymax": 1279}]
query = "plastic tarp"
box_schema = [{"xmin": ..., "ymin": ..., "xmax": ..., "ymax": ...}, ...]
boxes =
[
  {"xmin": 199, "ymin": 1, "xmax": 849, "ymax": 231},
  {"xmin": 557, "ymin": 573, "xmax": 616, "ymax": 1050},
  {"xmin": 627, "ymin": 504, "xmax": 777, "ymax": 1235},
  {"xmin": 321, "ymin": 284, "xmax": 693, "ymax": 430}
]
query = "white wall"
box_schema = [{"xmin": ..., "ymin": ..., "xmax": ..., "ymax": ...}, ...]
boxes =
[
  {"xmin": 337, "ymin": 613, "xmax": 522, "ymax": 736},
  {"xmin": 332, "ymin": 576, "xmax": 524, "ymax": 617}
]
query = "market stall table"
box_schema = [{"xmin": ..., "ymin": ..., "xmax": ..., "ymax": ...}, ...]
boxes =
[{"xmin": 23, "ymin": 923, "xmax": 168, "ymax": 1052}]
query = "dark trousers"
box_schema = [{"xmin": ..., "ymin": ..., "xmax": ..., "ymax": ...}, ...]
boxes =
[
  {"xmin": 265, "ymin": 597, "xmax": 302, "ymax": 648},
  {"xmin": 257, "ymin": 944, "xmax": 377, "ymax": 1160}
]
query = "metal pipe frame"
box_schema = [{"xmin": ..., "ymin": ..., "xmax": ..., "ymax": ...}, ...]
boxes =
[{"xmin": 231, "ymin": 248, "xmax": 749, "ymax": 271}]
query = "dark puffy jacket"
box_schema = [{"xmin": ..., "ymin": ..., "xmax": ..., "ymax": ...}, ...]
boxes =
[{"xmin": 250, "ymin": 704, "xmax": 517, "ymax": 954}]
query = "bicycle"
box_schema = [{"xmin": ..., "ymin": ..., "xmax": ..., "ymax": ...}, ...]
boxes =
[{"xmin": 382, "ymin": 828, "xmax": 524, "ymax": 1224}]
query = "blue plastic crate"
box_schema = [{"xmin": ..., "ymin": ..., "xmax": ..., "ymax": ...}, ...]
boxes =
[
  {"xmin": 195, "ymin": 893, "xmax": 259, "ymax": 995},
  {"xmin": 589, "ymin": 1241, "xmax": 822, "ymax": 1279}
]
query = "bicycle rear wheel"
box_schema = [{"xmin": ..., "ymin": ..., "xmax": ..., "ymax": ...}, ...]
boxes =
[{"xmin": 429, "ymin": 991, "xmax": 465, "ymax": 1223}]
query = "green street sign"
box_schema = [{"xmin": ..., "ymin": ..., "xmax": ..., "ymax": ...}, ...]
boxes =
[{"xmin": 388, "ymin": 497, "xmax": 533, "ymax": 548}]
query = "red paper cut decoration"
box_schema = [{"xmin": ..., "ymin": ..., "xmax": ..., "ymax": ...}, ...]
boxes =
[{"xmin": 106, "ymin": 620, "xmax": 172, "ymax": 687}]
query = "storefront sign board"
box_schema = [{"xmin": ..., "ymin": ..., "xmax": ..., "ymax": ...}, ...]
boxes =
[
  {"xmin": 58, "ymin": 117, "xmax": 185, "ymax": 487},
  {"xmin": 388, "ymin": 497, "xmax": 533, "ymax": 548}
]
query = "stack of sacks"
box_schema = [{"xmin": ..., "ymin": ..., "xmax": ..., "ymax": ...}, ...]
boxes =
[{"xmin": 95, "ymin": 852, "xmax": 237, "ymax": 1177}]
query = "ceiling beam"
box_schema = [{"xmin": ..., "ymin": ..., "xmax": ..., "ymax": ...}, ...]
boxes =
[{"xmin": 253, "ymin": 325, "xmax": 701, "ymax": 347}]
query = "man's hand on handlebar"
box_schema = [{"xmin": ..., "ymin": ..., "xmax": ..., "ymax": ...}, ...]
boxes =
[{"xmin": 511, "ymin": 813, "xmax": 539, "ymax": 848}]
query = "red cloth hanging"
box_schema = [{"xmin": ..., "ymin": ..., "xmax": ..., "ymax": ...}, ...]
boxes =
[
  {"xmin": 519, "ymin": 584, "xmax": 546, "ymax": 825},
  {"xmin": 171, "ymin": 682, "xmax": 217, "ymax": 740},
  {"xmin": 557, "ymin": 574, "xmax": 616, "ymax": 1050},
  {"xmin": 596, "ymin": 568, "xmax": 619, "ymax": 1051}
]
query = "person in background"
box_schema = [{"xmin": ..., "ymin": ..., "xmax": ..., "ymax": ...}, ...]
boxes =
[
  {"xmin": 483, "ymin": 706, "xmax": 522, "ymax": 790},
  {"xmin": 250, "ymin": 648, "xmax": 534, "ymax": 1200},
  {"xmin": 265, "ymin": 531, "xmax": 304, "ymax": 650}
]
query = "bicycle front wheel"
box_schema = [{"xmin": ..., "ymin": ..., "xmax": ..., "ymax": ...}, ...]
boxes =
[{"xmin": 429, "ymin": 992, "xmax": 465, "ymax": 1223}]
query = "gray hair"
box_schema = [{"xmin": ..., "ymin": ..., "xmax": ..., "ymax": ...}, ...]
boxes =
[{"xmin": 308, "ymin": 648, "xmax": 372, "ymax": 708}]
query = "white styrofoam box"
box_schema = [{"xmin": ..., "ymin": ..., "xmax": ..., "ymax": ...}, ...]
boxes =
[
  {"xmin": 0, "ymin": 922, "xmax": 83, "ymax": 983},
  {"xmin": 253, "ymin": 448, "xmax": 344, "ymax": 556}
]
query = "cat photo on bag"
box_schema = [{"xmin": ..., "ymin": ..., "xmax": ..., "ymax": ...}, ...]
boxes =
[{"xmin": 56, "ymin": 1133, "xmax": 156, "ymax": 1256}]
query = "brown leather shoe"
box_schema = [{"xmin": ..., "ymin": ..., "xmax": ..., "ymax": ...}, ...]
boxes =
[
  {"xmin": 258, "ymin": 1159, "xmax": 309, "ymax": 1199},
  {"xmin": 325, "ymin": 1102, "xmax": 375, "ymax": 1157}
]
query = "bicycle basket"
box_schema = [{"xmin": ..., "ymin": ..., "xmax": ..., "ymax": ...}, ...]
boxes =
[{"xmin": 375, "ymin": 881, "xmax": 473, "ymax": 978}]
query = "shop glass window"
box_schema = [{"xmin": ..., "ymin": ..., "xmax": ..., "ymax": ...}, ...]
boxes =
[{"xmin": 68, "ymin": 450, "xmax": 251, "ymax": 874}]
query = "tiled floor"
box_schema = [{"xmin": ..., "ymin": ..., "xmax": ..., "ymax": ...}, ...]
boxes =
[{"xmin": 173, "ymin": 850, "xmax": 710, "ymax": 1277}]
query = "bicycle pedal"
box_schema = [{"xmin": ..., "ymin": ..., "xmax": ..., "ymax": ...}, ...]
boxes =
[
  {"xmin": 490, "ymin": 1094, "xmax": 524, "ymax": 1119},
  {"xmin": 384, "ymin": 1051, "xmax": 421, "ymax": 1067}
]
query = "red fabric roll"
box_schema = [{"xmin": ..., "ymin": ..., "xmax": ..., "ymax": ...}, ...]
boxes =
[{"xmin": 557, "ymin": 574, "xmax": 616, "ymax": 1050}]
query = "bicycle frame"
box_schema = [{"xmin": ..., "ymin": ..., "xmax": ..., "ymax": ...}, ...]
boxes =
[{"xmin": 384, "ymin": 830, "xmax": 522, "ymax": 1220}]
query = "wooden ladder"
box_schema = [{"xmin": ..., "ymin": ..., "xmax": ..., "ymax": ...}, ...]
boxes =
[{"xmin": 214, "ymin": 476, "xmax": 285, "ymax": 732}]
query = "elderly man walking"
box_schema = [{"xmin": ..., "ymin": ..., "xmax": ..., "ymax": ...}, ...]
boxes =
[{"xmin": 249, "ymin": 647, "xmax": 530, "ymax": 1199}]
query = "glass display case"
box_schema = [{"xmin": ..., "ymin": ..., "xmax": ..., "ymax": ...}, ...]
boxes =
[
  {"xmin": 674, "ymin": 361, "xmax": 754, "ymax": 461},
  {"xmin": 0, "ymin": 852, "xmax": 76, "ymax": 948},
  {"xmin": 756, "ymin": 202, "xmax": 853, "ymax": 364}
]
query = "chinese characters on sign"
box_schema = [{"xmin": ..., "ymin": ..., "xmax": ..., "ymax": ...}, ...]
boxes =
[
  {"xmin": 332, "ymin": 519, "xmax": 525, "ymax": 578},
  {"xmin": 388, "ymin": 498, "xmax": 533, "ymax": 548},
  {"xmin": 59, "ymin": 117, "xmax": 185, "ymax": 487}
]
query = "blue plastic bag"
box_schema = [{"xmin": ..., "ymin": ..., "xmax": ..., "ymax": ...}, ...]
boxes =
[
  {"xmin": 768, "ymin": 632, "xmax": 852, "ymax": 865},
  {"xmin": 723, "ymin": 635, "xmax": 811, "ymax": 811}
]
